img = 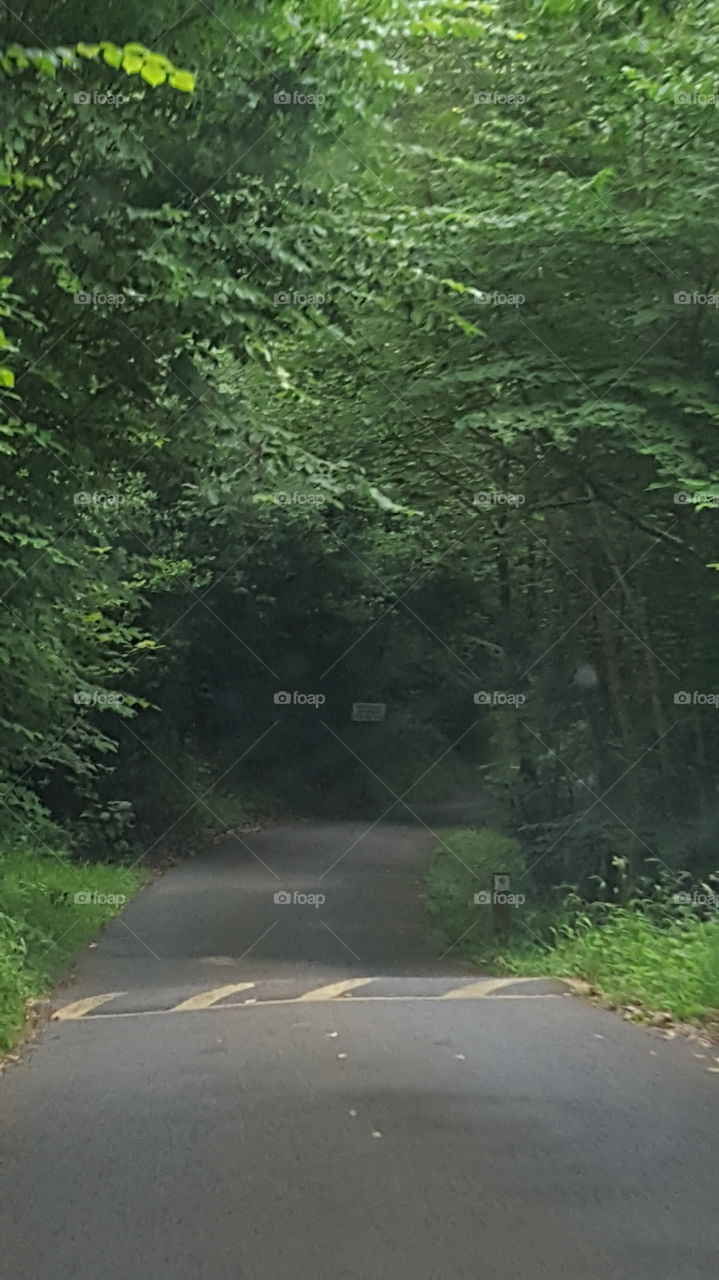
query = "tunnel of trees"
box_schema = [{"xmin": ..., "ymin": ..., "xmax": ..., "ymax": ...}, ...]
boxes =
[{"xmin": 1, "ymin": 0, "xmax": 719, "ymax": 917}]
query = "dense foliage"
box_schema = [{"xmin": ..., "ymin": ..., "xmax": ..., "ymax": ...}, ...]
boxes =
[{"xmin": 1, "ymin": 0, "xmax": 718, "ymax": 939}]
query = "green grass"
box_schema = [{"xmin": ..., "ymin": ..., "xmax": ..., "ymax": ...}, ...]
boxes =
[
  {"xmin": 512, "ymin": 910, "xmax": 719, "ymax": 1021},
  {"xmin": 424, "ymin": 828, "xmax": 719, "ymax": 1024},
  {"xmin": 423, "ymin": 827, "xmax": 529, "ymax": 954},
  {"xmin": 0, "ymin": 847, "xmax": 146, "ymax": 1052}
]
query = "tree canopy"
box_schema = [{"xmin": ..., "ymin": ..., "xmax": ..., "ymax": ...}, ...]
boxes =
[{"xmin": 1, "ymin": 0, "xmax": 718, "ymax": 902}]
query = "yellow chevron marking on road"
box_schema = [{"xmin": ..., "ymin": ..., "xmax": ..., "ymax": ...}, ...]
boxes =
[
  {"xmin": 51, "ymin": 978, "xmax": 564, "ymax": 1020},
  {"xmin": 442, "ymin": 978, "xmax": 526, "ymax": 999},
  {"xmin": 52, "ymin": 992, "xmax": 127, "ymax": 1021},
  {"xmin": 171, "ymin": 983, "xmax": 256, "ymax": 1012},
  {"xmin": 57, "ymin": 992, "xmax": 561, "ymax": 1020},
  {"xmin": 296, "ymin": 978, "xmax": 373, "ymax": 1002}
]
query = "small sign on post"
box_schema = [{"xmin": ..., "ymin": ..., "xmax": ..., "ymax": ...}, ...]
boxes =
[
  {"xmin": 352, "ymin": 702, "xmax": 386, "ymax": 722},
  {"xmin": 492, "ymin": 872, "xmax": 512, "ymax": 943}
]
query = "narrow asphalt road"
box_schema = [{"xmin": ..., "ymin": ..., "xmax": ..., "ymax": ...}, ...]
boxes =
[{"xmin": 1, "ymin": 820, "xmax": 718, "ymax": 1279}]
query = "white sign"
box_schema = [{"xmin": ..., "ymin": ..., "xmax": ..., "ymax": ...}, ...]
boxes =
[{"xmin": 352, "ymin": 702, "xmax": 386, "ymax": 722}]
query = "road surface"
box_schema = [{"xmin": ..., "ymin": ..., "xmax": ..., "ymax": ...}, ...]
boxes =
[{"xmin": 1, "ymin": 820, "xmax": 718, "ymax": 1278}]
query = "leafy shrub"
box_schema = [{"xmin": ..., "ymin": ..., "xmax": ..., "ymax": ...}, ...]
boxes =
[{"xmin": 73, "ymin": 800, "xmax": 136, "ymax": 861}]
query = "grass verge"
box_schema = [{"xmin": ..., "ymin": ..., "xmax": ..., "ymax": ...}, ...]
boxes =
[
  {"xmin": 0, "ymin": 847, "xmax": 146, "ymax": 1053},
  {"xmin": 424, "ymin": 827, "xmax": 719, "ymax": 1024},
  {"xmin": 512, "ymin": 909, "xmax": 719, "ymax": 1021}
]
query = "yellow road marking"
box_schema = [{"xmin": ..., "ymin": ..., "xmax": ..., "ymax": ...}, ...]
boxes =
[
  {"xmin": 61, "ymin": 993, "xmax": 561, "ymax": 1020},
  {"xmin": 52, "ymin": 992, "xmax": 127, "ymax": 1021},
  {"xmin": 442, "ymin": 978, "xmax": 527, "ymax": 999},
  {"xmin": 52, "ymin": 976, "xmax": 564, "ymax": 1021},
  {"xmin": 171, "ymin": 983, "xmax": 256, "ymax": 1012},
  {"xmin": 295, "ymin": 978, "xmax": 374, "ymax": 1002}
]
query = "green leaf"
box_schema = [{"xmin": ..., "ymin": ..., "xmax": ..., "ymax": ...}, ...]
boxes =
[
  {"xmin": 35, "ymin": 55, "xmax": 57, "ymax": 78},
  {"xmin": 7, "ymin": 45, "xmax": 29, "ymax": 69},
  {"xmin": 100, "ymin": 42, "xmax": 123, "ymax": 69},
  {"xmin": 140, "ymin": 59, "xmax": 167, "ymax": 87},
  {"xmin": 76, "ymin": 43, "xmax": 101, "ymax": 59},
  {"xmin": 168, "ymin": 69, "xmax": 196, "ymax": 93},
  {"xmin": 122, "ymin": 53, "xmax": 144, "ymax": 75}
]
